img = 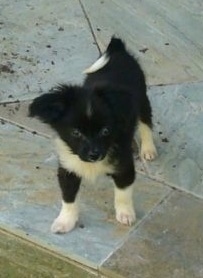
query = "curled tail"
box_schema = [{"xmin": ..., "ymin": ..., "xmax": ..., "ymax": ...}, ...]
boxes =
[{"xmin": 83, "ymin": 37, "xmax": 126, "ymax": 74}]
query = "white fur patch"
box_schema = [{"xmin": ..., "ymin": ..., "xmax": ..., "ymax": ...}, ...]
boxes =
[
  {"xmin": 83, "ymin": 53, "xmax": 110, "ymax": 74},
  {"xmin": 55, "ymin": 138, "xmax": 114, "ymax": 182},
  {"xmin": 51, "ymin": 201, "xmax": 78, "ymax": 234},
  {"xmin": 138, "ymin": 121, "xmax": 157, "ymax": 161},
  {"xmin": 114, "ymin": 185, "xmax": 136, "ymax": 226}
]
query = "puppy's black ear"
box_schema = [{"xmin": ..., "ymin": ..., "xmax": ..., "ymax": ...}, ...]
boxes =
[{"xmin": 29, "ymin": 85, "xmax": 76, "ymax": 124}]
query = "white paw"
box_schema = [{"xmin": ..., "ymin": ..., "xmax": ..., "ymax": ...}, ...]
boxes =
[
  {"xmin": 51, "ymin": 214, "xmax": 77, "ymax": 234},
  {"xmin": 116, "ymin": 205, "xmax": 136, "ymax": 226},
  {"xmin": 141, "ymin": 142, "xmax": 157, "ymax": 161},
  {"xmin": 51, "ymin": 201, "xmax": 78, "ymax": 234}
]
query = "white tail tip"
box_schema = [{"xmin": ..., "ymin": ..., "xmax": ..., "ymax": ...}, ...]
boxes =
[{"xmin": 83, "ymin": 53, "xmax": 110, "ymax": 74}]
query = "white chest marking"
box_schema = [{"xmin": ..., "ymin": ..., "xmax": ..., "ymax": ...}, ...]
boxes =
[{"xmin": 55, "ymin": 138, "xmax": 114, "ymax": 182}]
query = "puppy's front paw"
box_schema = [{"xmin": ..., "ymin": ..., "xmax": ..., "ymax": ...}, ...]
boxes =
[
  {"xmin": 51, "ymin": 215, "xmax": 77, "ymax": 234},
  {"xmin": 141, "ymin": 142, "xmax": 157, "ymax": 161},
  {"xmin": 51, "ymin": 202, "xmax": 78, "ymax": 234},
  {"xmin": 116, "ymin": 205, "xmax": 136, "ymax": 226}
]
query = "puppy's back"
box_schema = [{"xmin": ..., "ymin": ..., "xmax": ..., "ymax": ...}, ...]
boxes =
[{"xmin": 84, "ymin": 37, "xmax": 146, "ymax": 94}]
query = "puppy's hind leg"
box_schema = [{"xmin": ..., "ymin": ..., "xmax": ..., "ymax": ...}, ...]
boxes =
[
  {"xmin": 138, "ymin": 121, "xmax": 157, "ymax": 161},
  {"xmin": 138, "ymin": 95, "xmax": 157, "ymax": 161},
  {"xmin": 51, "ymin": 167, "xmax": 81, "ymax": 234}
]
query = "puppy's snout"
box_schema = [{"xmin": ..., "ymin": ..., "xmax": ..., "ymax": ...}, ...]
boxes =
[{"xmin": 87, "ymin": 148, "xmax": 101, "ymax": 162}]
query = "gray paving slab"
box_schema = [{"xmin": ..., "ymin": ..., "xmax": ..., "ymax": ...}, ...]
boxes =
[
  {"xmin": 0, "ymin": 0, "xmax": 98, "ymax": 103},
  {"xmin": 102, "ymin": 191, "xmax": 203, "ymax": 278},
  {"xmin": 81, "ymin": 0, "xmax": 203, "ymax": 85},
  {"xmin": 0, "ymin": 121, "xmax": 171, "ymax": 268},
  {"xmin": 145, "ymin": 81, "xmax": 203, "ymax": 198},
  {"xmin": 0, "ymin": 100, "xmax": 54, "ymax": 137}
]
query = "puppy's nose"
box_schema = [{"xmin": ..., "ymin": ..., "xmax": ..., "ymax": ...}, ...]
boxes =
[{"xmin": 88, "ymin": 148, "xmax": 100, "ymax": 162}]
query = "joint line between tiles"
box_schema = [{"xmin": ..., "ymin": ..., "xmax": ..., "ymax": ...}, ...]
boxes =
[
  {"xmin": 137, "ymin": 169, "xmax": 203, "ymax": 201},
  {"xmin": 0, "ymin": 116, "xmax": 51, "ymax": 139},
  {"xmin": 99, "ymin": 189, "xmax": 173, "ymax": 267},
  {"xmin": 78, "ymin": 0, "xmax": 102, "ymax": 55}
]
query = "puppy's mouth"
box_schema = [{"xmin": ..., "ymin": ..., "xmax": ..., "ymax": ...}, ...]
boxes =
[
  {"xmin": 79, "ymin": 152, "xmax": 105, "ymax": 163},
  {"xmin": 87, "ymin": 155, "xmax": 103, "ymax": 163}
]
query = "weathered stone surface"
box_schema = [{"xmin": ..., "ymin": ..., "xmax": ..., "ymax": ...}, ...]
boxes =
[
  {"xmin": 102, "ymin": 191, "xmax": 203, "ymax": 278},
  {"xmin": 82, "ymin": 0, "xmax": 203, "ymax": 85},
  {"xmin": 144, "ymin": 81, "xmax": 203, "ymax": 197},
  {"xmin": 0, "ymin": 0, "xmax": 98, "ymax": 102},
  {"xmin": 0, "ymin": 100, "xmax": 54, "ymax": 137}
]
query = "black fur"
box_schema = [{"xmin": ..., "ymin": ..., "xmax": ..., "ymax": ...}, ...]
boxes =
[
  {"xmin": 29, "ymin": 37, "xmax": 153, "ymax": 209},
  {"xmin": 58, "ymin": 167, "xmax": 81, "ymax": 203}
]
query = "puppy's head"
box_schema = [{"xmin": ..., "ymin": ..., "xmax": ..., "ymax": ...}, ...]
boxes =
[{"xmin": 29, "ymin": 85, "xmax": 117, "ymax": 162}]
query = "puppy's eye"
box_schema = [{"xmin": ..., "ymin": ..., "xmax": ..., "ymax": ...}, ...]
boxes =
[
  {"xmin": 71, "ymin": 129, "xmax": 82, "ymax": 138},
  {"xmin": 100, "ymin": 127, "xmax": 110, "ymax": 137}
]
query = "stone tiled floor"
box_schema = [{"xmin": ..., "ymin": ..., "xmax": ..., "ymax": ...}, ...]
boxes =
[
  {"xmin": 0, "ymin": 0, "xmax": 203, "ymax": 277},
  {"xmin": 102, "ymin": 191, "xmax": 203, "ymax": 278}
]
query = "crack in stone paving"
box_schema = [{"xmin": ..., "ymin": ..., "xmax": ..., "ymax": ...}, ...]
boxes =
[{"xmin": 78, "ymin": 0, "xmax": 102, "ymax": 55}]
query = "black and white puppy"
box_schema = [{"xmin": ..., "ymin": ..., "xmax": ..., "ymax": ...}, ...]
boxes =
[{"xmin": 29, "ymin": 37, "xmax": 157, "ymax": 233}]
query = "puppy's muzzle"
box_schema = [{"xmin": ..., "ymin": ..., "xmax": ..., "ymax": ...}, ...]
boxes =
[{"xmin": 87, "ymin": 148, "xmax": 102, "ymax": 162}]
